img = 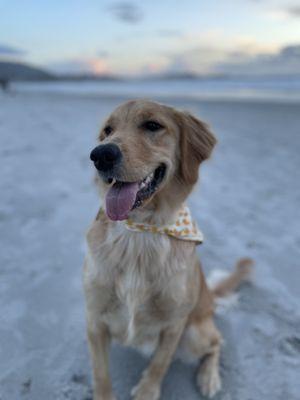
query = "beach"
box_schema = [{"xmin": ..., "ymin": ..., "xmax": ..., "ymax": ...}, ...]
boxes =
[{"xmin": 0, "ymin": 86, "xmax": 300, "ymax": 400}]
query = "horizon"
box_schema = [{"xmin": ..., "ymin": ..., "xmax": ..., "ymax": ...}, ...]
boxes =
[{"xmin": 1, "ymin": 0, "xmax": 300, "ymax": 77}]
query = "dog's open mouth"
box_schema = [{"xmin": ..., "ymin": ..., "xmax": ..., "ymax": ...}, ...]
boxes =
[{"xmin": 105, "ymin": 164, "xmax": 166, "ymax": 221}]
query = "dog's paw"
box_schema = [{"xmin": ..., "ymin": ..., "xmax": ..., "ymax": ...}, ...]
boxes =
[
  {"xmin": 94, "ymin": 395, "xmax": 116, "ymax": 400},
  {"xmin": 93, "ymin": 390, "xmax": 117, "ymax": 400},
  {"xmin": 95, "ymin": 396, "xmax": 116, "ymax": 400},
  {"xmin": 197, "ymin": 366, "xmax": 221, "ymax": 398},
  {"xmin": 131, "ymin": 376, "xmax": 160, "ymax": 400}
]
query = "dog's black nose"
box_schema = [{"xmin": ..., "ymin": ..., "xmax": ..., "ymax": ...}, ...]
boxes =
[{"xmin": 90, "ymin": 144, "xmax": 122, "ymax": 172}]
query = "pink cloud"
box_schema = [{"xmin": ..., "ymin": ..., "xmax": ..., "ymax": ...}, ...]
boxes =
[{"xmin": 47, "ymin": 57, "xmax": 110, "ymax": 75}]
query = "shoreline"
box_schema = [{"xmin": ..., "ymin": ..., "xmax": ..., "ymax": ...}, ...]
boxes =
[
  {"xmin": 2, "ymin": 80, "xmax": 300, "ymax": 105},
  {"xmin": 2, "ymin": 90, "xmax": 300, "ymax": 109}
]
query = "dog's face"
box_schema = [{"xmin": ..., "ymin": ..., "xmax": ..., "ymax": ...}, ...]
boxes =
[{"xmin": 90, "ymin": 100, "xmax": 216, "ymax": 221}]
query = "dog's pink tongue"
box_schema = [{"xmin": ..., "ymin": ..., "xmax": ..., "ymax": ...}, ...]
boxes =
[{"xmin": 106, "ymin": 181, "xmax": 139, "ymax": 221}]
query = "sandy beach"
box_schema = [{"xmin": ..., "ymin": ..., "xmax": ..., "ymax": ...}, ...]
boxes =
[{"xmin": 0, "ymin": 88, "xmax": 300, "ymax": 400}]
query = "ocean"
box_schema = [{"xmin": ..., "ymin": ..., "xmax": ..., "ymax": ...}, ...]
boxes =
[{"xmin": 12, "ymin": 76, "xmax": 300, "ymax": 102}]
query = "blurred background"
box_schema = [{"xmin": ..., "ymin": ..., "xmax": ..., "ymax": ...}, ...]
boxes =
[
  {"xmin": 0, "ymin": 1, "xmax": 300, "ymax": 400},
  {"xmin": 1, "ymin": 0, "xmax": 300, "ymax": 99}
]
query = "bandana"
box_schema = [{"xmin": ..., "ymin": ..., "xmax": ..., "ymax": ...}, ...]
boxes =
[{"xmin": 125, "ymin": 205, "xmax": 203, "ymax": 244}]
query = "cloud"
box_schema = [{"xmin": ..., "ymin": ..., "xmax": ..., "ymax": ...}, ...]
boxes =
[
  {"xmin": 215, "ymin": 44, "xmax": 300, "ymax": 75},
  {"xmin": 0, "ymin": 44, "xmax": 26, "ymax": 56},
  {"xmin": 97, "ymin": 50, "xmax": 109, "ymax": 58},
  {"xmin": 285, "ymin": 6, "xmax": 300, "ymax": 17},
  {"xmin": 107, "ymin": 2, "xmax": 143, "ymax": 24},
  {"xmin": 157, "ymin": 30, "xmax": 183, "ymax": 38},
  {"xmin": 267, "ymin": 5, "xmax": 300, "ymax": 20},
  {"xmin": 162, "ymin": 41, "xmax": 300, "ymax": 76},
  {"xmin": 165, "ymin": 46, "xmax": 229, "ymax": 74},
  {"xmin": 48, "ymin": 57, "xmax": 109, "ymax": 75},
  {"xmin": 162, "ymin": 37, "xmax": 275, "ymax": 75}
]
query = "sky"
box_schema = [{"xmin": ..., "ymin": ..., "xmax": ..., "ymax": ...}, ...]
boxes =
[{"xmin": 0, "ymin": 0, "xmax": 300, "ymax": 76}]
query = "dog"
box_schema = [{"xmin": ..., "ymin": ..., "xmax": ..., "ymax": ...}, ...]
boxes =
[{"xmin": 83, "ymin": 99, "xmax": 253, "ymax": 400}]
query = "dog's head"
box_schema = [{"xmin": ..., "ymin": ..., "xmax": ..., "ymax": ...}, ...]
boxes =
[{"xmin": 90, "ymin": 100, "xmax": 216, "ymax": 221}]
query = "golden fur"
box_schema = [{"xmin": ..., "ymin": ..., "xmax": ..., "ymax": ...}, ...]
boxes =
[{"xmin": 83, "ymin": 100, "xmax": 252, "ymax": 400}]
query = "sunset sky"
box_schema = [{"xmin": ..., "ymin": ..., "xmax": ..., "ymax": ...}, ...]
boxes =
[{"xmin": 0, "ymin": 0, "xmax": 300, "ymax": 76}]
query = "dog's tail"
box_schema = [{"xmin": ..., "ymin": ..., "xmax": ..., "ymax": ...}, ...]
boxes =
[{"xmin": 209, "ymin": 258, "xmax": 254, "ymax": 298}]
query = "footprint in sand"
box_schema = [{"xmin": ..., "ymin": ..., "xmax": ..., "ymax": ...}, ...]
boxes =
[{"xmin": 279, "ymin": 336, "xmax": 300, "ymax": 359}]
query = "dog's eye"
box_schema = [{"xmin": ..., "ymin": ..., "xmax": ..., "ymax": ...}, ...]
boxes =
[
  {"xmin": 103, "ymin": 126, "xmax": 113, "ymax": 136},
  {"xmin": 141, "ymin": 121, "xmax": 164, "ymax": 132}
]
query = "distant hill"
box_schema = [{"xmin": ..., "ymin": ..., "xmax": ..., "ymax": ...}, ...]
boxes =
[
  {"xmin": 143, "ymin": 72, "xmax": 228, "ymax": 81},
  {"xmin": 56, "ymin": 73, "xmax": 121, "ymax": 81},
  {"xmin": 0, "ymin": 61, "xmax": 120, "ymax": 82},
  {"xmin": 0, "ymin": 61, "xmax": 54, "ymax": 81}
]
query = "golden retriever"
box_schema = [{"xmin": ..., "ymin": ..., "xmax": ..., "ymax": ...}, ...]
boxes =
[{"xmin": 83, "ymin": 99, "xmax": 252, "ymax": 400}]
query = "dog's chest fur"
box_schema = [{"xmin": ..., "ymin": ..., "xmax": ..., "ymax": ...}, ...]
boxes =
[{"xmin": 84, "ymin": 218, "xmax": 197, "ymax": 354}]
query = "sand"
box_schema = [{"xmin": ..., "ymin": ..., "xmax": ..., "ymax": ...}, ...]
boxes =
[{"xmin": 0, "ymin": 89, "xmax": 299, "ymax": 400}]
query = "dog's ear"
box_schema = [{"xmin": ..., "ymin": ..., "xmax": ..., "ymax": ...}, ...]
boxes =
[{"xmin": 176, "ymin": 111, "xmax": 217, "ymax": 185}]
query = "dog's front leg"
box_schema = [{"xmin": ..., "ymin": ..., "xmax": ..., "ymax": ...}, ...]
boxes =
[
  {"xmin": 87, "ymin": 322, "xmax": 115, "ymax": 400},
  {"xmin": 131, "ymin": 322, "xmax": 185, "ymax": 400}
]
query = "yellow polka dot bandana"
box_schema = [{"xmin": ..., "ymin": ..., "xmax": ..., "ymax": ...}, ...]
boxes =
[{"xmin": 125, "ymin": 205, "xmax": 203, "ymax": 245}]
